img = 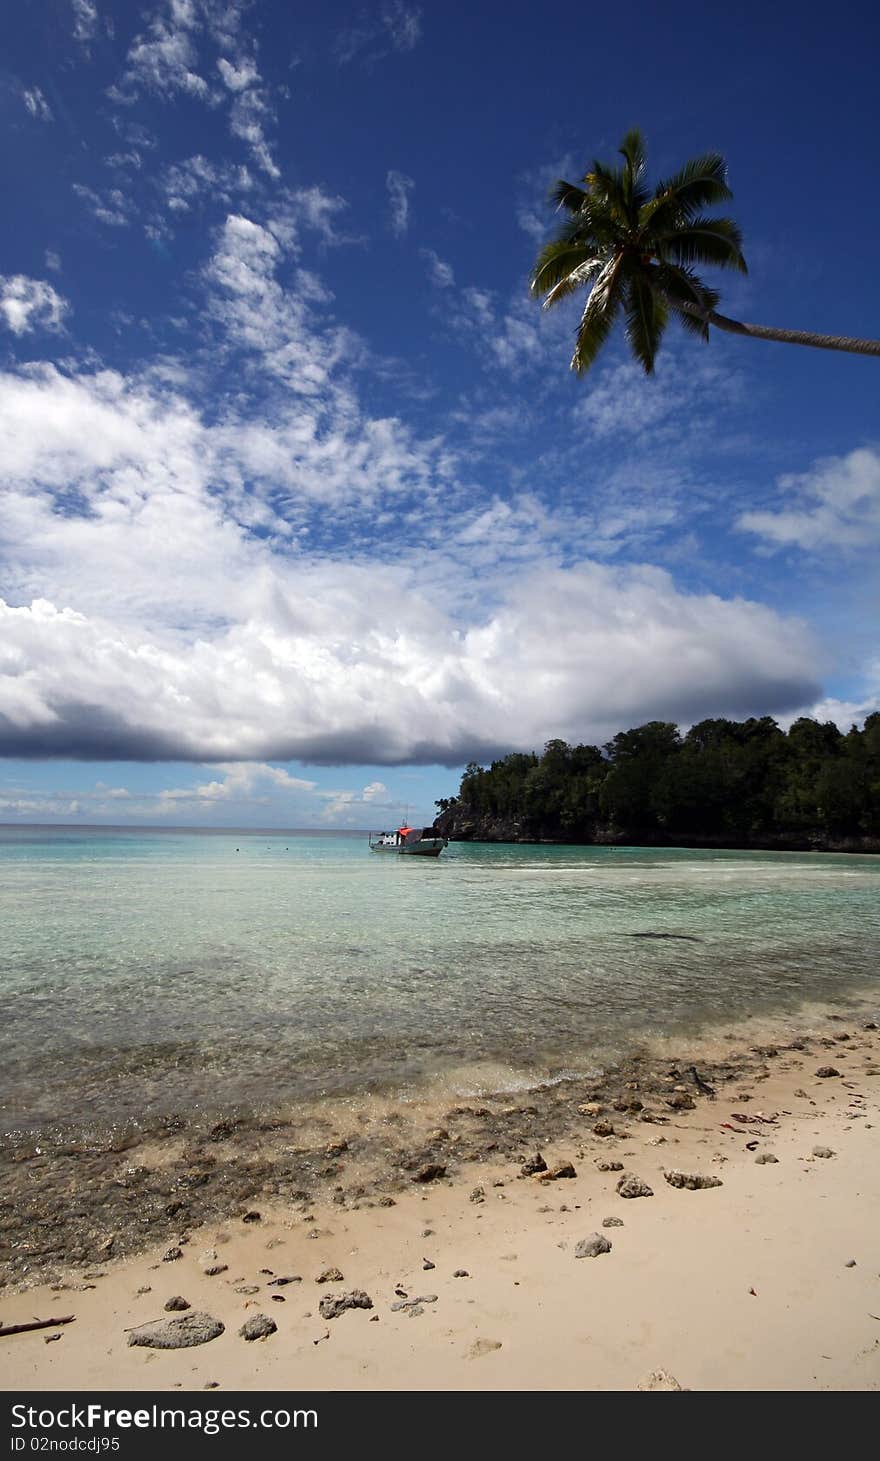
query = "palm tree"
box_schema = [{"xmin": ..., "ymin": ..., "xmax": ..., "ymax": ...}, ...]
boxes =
[{"xmin": 531, "ymin": 129, "xmax": 880, "ymax": 374}]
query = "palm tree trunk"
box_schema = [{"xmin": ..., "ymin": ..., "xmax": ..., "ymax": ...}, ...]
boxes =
[{"xmin": 677, "ymin": 301, "xmax": 880, "ymax": 357}]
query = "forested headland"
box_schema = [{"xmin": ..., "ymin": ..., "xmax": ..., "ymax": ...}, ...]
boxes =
[{"xmin": 432, "ymin": 716, "xmax": 880, "ymax": 852}]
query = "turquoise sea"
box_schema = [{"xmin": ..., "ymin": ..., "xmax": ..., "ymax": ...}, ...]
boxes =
[{"xmin": 1, "ymin": 826, "xmax": 878, "ymax": 1135}]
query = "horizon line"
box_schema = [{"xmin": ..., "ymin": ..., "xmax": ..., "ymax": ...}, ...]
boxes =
[{"xmin": 0, "ymin": 821, "xmax": 401, "ymax": 835}]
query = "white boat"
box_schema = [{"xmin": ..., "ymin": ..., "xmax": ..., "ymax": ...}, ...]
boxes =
[
  {"xmin": 369, "ymin": 830, "xmax": 401, "ymax": 852},
  {"xmin": 368, "ymin": 825, "xmax": 448, "ymax": 857}
]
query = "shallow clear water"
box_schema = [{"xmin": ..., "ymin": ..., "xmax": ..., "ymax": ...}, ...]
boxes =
[{"xmin": 1, "ymin": 826, "xmax": 878, "ymax": 1132}]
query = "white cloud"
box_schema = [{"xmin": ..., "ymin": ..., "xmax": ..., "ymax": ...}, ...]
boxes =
[
  {"xmin": 0, "ymin": 346, "xmax": 453, "ymax": 636},
  {"xmin": 44, "ymin": 251, "xmax": 62, "ymax": 273},
  {"xmin": 446, "ymin": 285, "xmax": 554, "ymax": 375},
  {"xmin": 737, "ymin": 447, "xmax": 880, "ymax": 552},
  {"xmin": 514, "ymin": 151, "xmax": 580, "ymax": 244},
  {"xmin": 158, "ymin": 154, "xmax": 253, "ymax": 216},
  {"xmin": 72, "ymin": 183, "xmax": 135, "ymax": 227},
  {"xmin": 382, "ymin": 2, "xmax": 422, "ymax": 50},
  {"xmin": 516, "ymin": 205, "xmax": 547, "ymax": 242},
  {"xmin": 318, "ymin": 779, "xmax": 393, "ymax": 821},
  {"xmin": 116, "ymin": 5, "xmax": 281, "ymax": 177},
  {"xmin": 72, "ymin": 0, "xmax": 99, "ymax": 45},
  {"xmin": 0, "ymin": 763, "xmax": 319, "ymax": 824},
  {"xmin": 362, "ymin": 779, "xmax": 388, "ymax": 801},
  {"xmin": 104, "ymin": 149, "xmax": 145, "ymax": 171},
  {"xmin": 386, "ymin": 170, "xmax": 414, "ymax": 237},
  {"xmin": 227, "ymin": 84, "xmax": 279, "ymax": 178},
  {"xmin": 801, "ymin": 692, "xmax": 880, "ymax": 731},
  {"xmin": 775, "ymin": 659, "xmax": 880, "ymax": 733},
  {"xmin": 192, "ymin": 762, "xmax": 317, "ymax": 799},
  {"xmin": 573, "ymin": 354, "xmax": 743, "ymax": 441},
  {"xmin": 23, "ymin": 87, "xmax": 53, "ymax": 122},
  {"xmin": 0, "ymin": 537, "xmax": 821, "ymax": 768},
  {"xmin": 0, "ymin": 192, "xmax": 827, "ymax": 774},
  {"xmin": 421, "ymin": 249, "xmax": 454, "ymax": 288},
  {"xmin": 121, "ymin": 2, "xmax": 211, "ymax": 100},
  {"xmin": 198, "ymin": 202, "xmax": 370, "ymax": 418},
  {"xmin": 217, "ymin": 55, "xmax": 259, "ymax": 91},
  {"xmin": 336, "ymin": 4, "xmax": 423, "ymax": 64},
  {"xmin": 0, "ymin": 277, "xmax": 68, "ymax": 336},
  {"xmin": 0, "ymin": 793, "xmax": 82, "ymax": 818},
  {"xmin": 203, "ymin": 212, "xmax": 345, "ymax": 392},
  {"xmin": 284, "ymin": 186, "xmax": 350, "ymax": 244}
]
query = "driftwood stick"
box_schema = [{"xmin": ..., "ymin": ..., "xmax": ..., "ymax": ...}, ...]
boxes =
[{"xmin": 0, "ymin": 1315, "xmax": 75, "ymax": 1337}]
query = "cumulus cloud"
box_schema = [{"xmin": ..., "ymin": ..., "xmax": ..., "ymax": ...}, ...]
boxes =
[
  {"xmin": 0, "ymin": 553, "xmax": 820, "ymax": 766},
  {"xmin": 318, "ymin": 779, "xmax": 393, "ymax": 821},
  {"xmin": 801, "ymin": 689, "xmax": 880, "ymax": 730},
  {"xmin": 0, "ymin": 277, "xmax": 68, "ymax": 336},
  {"xmin": 737, "ymin": 447, "xmax": 880, "ymax": 552},
  {"xmin": 386, "ymin": 170, "xmax": 414, "ymax": 237},
  {"xmin": 188, "ymin": 762, "xmax": 316, "ymax": 801}
]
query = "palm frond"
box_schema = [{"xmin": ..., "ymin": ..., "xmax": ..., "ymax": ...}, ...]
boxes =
[
  {"xmin": 585, "ymin": 160, "xmax": 629, "ymax": 222},
  {"xmin": 548, "ymin": 178, "xmax": 589, "ymax": 213},
  {"xmin": 673, "ymin": 306, "xmax": 714, "ymax": 341},
  {"xmin": 651, "ymin": 262, "xmax": 720, "ymax": 340},
  {"xmin": 572, "ymin": 293, "xmax": 621, "ymax": 375},
  {"xmin": 570, "ymin": 255, "xmax": 624, "ymax": 373},
  {"xmin": 658, "ymin": 216, "xmax": 747, "ymax": 272},
  {"xmin": 531, "ymin": 239, "xmax": 605, "ymax": 300},
  {"xmin": 624, "ymin": 271, "xmax": 668, "ymax": 373},
  {"xmin": 619, "ymin": 128, "xmax": 650, "ymax": 219},
  {"xmin": 542, "ymin": 257, "xmax": 605, "ymax": 308},
  {"xmin": 553, "ymin": 204, "xmax": 620, "ymax": 251},
  {"xmin": 641, "ymin": 152, "xmax": 733, "ymax": 229},
  {"xmin": 619, "ymin": 128, "xmax": 647, "ymax": 177}
]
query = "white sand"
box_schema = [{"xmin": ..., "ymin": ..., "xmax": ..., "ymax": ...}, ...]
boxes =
[{"xmin": 3, "ymin": 1024, "xmax": 879, "ymax": 1392}]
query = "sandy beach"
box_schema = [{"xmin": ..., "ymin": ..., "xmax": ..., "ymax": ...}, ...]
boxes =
[{"xmin": 2, "ymin": 1006, "xmax": 878, "ymax": 1393}]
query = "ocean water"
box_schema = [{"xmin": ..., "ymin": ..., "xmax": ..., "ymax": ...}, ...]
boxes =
[{"xmin": 1, "ymin": 826, "xmax": 878, "ymax": 1134}]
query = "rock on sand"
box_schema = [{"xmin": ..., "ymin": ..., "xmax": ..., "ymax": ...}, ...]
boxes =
[
  {"xmin": 575, "ymin": 1234, "xmax": 612, "ymax": 1258},
  {"xmin": 616, "ymin": 1173, "xmax": 653, "ymax": 1199},
  {"xmin": 128, "ymin": 1313, "xmax": 224, "ymax": 1349},
  {"xmin": 318, "ymin": 1290, "xmax": 373, "ymax": 1320},
  {"xmin": 239, "ymin": 1315, "xmax": 277, "ymax": 1341},
  {"xmin": 663, "ymin": 1170, "xmax": 723, "ymax": 1190},
  {"xmin": 637, "ymin": 1369, "xmax": 684, "ymax": 1391}
]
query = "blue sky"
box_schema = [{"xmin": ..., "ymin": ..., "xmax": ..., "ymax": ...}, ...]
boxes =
[{"xmin": 1, "ymin": 0, "xmax": 878, "ymax": 827}]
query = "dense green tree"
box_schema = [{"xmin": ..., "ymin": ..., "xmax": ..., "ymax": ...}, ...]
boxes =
[{"xmin": 443, "ymin": 715, "xmax": 878, "ymax": 846}]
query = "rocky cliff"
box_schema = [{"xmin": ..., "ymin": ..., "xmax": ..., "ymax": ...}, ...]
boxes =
[{"xmin": 431, "ymin": 805, "xmax": 880, "ymax": 854}]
